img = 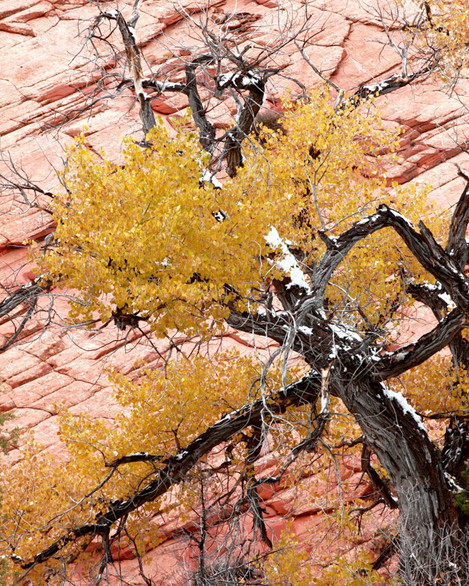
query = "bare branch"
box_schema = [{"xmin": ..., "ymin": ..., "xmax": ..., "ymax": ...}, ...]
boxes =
[
  {"xmin": 17, "ymin": 372, "xmax": 321, "ymax": 569},
  {"xmin": 96, "ymin": 8, "xmax": 156, "ymax": 136},
  {"xmin": 374, "ymin": 310, "xmax": 466, "ymax": 381},
  {"xmin": 446, "ymin": 171, "xmax": 469, "ymax": 270}
]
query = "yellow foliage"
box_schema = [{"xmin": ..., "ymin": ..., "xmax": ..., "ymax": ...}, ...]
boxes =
[
  {"xmin": 2, "ymin": 89, "xmax": 447, "ymax": 581},
  {"xmin": 35, "ymin": 91, "xmax": 433, "ymax": 337},
  {"xmin": 418, "ymin": 1, "xmax": 469, "ymax": 79},
  {"xmin": 263, "ymin": 525, "xmax": 313, "ymax": 585},
  {"xmin": 0, "ymin": 441, "xmax": 98, "ymax": 583},
  {"xmin": 313, "ymin": 551, "xmax": 396, "ymax": 586},
  {"xmin": 391, "ymin": 352, "xmax": 469, "ymax": 416},
  {"xmin": 0, "ymin": 352, "xmax": 289, "ymax": 571},
  {"xmin": 312, "ymin": 508, "xmax": 398, "ymax": 586}
]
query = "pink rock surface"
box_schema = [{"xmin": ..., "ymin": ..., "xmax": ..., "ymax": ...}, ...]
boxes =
[{"xmin": 1, "ymin": 0, "xmax": 469, "ymax": 582}]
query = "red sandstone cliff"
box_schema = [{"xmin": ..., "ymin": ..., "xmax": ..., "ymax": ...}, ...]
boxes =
[{"xmin": 1, "ymin": 1, "xmax": 469, "ymax": 583}]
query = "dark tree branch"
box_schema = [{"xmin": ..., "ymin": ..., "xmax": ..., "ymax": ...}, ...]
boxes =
[
  {"xmin": 311, "ymin": 204, "xmax": 469, "ymax": 309},
  {"xmin": 446, "ymin": 171, "xmax": 469, "ymax": 270},
  {"xmin": 405, "ymin": 280, "xmax": 447, "ymax": 320},
  {"xmin": 361, "ymin": 444, "xmax": 398, "ymax": 509},
  {"xmin": 17, "ymin": 372, "xmax": 321, "ymax": 570},
  {"xmin": 228, "ymin": 201, "xmax": 469, "ymax": 383},
  {"xmin": 222, "ymin": 74, "xmax": 265, "ymax": 177},
  {"xmin": 331, "ymin": 374, "xmax": 457, "ymax": 536},
  {"xmin": 141, "ymin": 78, "xmax": 185, "ymax": 93},
  {"xmin": 106, "ymin": 452, "xmax": 164, "ymax": 468},
  {"xmin": 371, "ymin": 536, "xmax": 399, "ymax": 571},
  {"xmin": 97, "ymin": 9, "xmax": 156, "ymax": 136},
  {"xmin": 0, "ymin": 295, "xmax": 37, "ymax": 353},
  {"xmin": 442, "ymin": 418, "xmax": 469, "ymax": 482},
  {"xmin": 373, "ymin": 309, "xmax": 467, "ymax": 381},
  {"xmin": 184, "ymin": 55, "xmax": 217, "ymax": 153},
  {"xmin": 338, "ymin": 66, "xmax": 433, "ymax": 111},
  {"xmin": 0, "ymin": 279, "xmax": 49, "ymax": 321}
]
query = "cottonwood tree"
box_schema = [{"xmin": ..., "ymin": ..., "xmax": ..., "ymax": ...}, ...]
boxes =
[{"xmin": 1, "ymin": 0, "xmax": 469, "ymax": 584}]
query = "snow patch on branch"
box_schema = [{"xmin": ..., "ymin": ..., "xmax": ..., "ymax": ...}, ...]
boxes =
[
  {"xmin": 411, "ymin": 282, "xmax": 456, "ymax": 310},
  {"xmin": 265, "ymin": 227, "xmax": 310, "ymax": 291},
  {"xmin": 388, "ymin": 208, "xmax": 416, "ymax": 229},
  {"xmin": 241, "ymin": 73, "xmax": 262, "ymax": 87},
  {"xmin": 218, "ymin": 72, "xmax": 235, "ymax": 87},
  {"xmin": 265, "ymin": 226, "xmax": 286, "ymax": 248},
  {"xmin": 362, "ymin": 75, "xmax": 398, "ymax": 93},
  {"xmin": 201, "ymin": 170, "xmax": 223, "ymax": 189},
  {"xmin": 382, "ymin": 386, "xmax": 426, "ymax": 433},
  {"xmin": 329, "ymin": 322, "xmax": 362, "ymax": 343},
  {"xmin": 298, "ymin": 325, "xmax": 313, "ymax": 335},
  {"xmin": 162, "ymin": 81, "xmax": 184, "ymax": 92},
  {"xmin": 128, "ymin": 25, "xmax": 137, "ymax": 42},
  {"xmin": 439, "ymin": 292, "xmax": 456, "ymax": 310},
  {"xmin": 355, "ymin": 216, "xmax": 375, "ymax": 227},
  {"xmin": 218, "ymin": 71, "xmax": 262, "ymax": 89},
  {"xmin": 327, "ymin": 322, "xmax": 362, "ymax": 359},
  {"xmin": 445, "ymin": 471, "xmax": 465, "ymax": 493},
  {"xmin": 256, "ymin": 306, "xmax": 291, "ymax": 320}
]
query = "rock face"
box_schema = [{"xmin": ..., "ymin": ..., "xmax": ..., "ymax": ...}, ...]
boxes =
[{"xmin": 1, "ymin": 0, "xmax": 469, "ymax": 583}]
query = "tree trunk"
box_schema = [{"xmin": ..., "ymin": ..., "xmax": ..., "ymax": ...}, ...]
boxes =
[{"xmin": 332, "ymin": 374, "xmax": 468, "ymax": 584}]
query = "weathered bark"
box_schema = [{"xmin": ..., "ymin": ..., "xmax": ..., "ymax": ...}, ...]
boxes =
[
  {"xmin": 223, "ymin": 75, "xmax": 265, "ymax": 177},
  {"xmin": 226, "ymin": 316, "xmax": 469, "ymax": 579},
  {"xmin": 98, "ymin": 9, "xmax": 157, "ymax": 137},
  {"xmin": 331, "ymin": 374, "xmax": 463, "ymax": 582},
  {"xmin": 17, "ymin": 373, "xmax": 321, "ymax": 570},
  {"xmin": 226, "ymin": 189, "xmax": 469, "ymax": 581},
  {"xmin": 184, "ymin": 55, "xmax": 217, "ymax": 153}
]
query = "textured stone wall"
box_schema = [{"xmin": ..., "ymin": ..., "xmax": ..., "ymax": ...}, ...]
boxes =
[{"xmin": 1, "ymin": 1, "xmax": 469, "ymax": 582}]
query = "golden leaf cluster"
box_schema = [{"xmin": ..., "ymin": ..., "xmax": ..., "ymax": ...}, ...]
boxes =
[
  {"xmin": 35, "ymin": 90, "xmax": 431, "ymax": 335},
  {"xmin": 1, "ymin": 89, "xmax": 446, "ymax": 581}
]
